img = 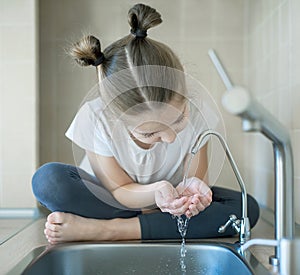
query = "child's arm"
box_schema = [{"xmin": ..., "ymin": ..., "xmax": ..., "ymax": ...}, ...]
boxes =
[{"xmin": 86, "ymin": 150, "xmax": 188, "ymax": 210}]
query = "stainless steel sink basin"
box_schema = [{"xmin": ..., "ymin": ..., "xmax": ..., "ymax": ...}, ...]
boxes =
[{"xmin": 8, "ymin": 242, "xmax": 270, "ymax": 275}]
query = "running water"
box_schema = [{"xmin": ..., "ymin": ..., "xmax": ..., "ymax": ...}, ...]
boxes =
[
  {"xmin": 174, "ymin": 153, "xmax": 194, "ymax": 273},
  {"xmin": 176, "ymin": 215, "xmax": 190, "ymax": 273}
]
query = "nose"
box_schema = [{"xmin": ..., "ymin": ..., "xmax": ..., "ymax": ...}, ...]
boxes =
[{"xmin": 160, "ymin": 128, "xmax": 176, "ymax": 143}]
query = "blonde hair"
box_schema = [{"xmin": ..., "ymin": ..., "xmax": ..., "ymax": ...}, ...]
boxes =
[{"xmin": 69, "ymin": 3, "xmax": 187, "ymax": 118}]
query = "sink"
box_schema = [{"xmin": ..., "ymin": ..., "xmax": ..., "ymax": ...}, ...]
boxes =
[{"xmin": 8, "ymin": 242, "xmax": 270, "ymax": 275}]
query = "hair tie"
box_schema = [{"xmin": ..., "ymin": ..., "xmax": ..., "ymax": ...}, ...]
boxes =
[
  {"xmin": 130, "ymin": 28, "xmax": 147, "ymax": 38},
  {"xmin": 92, "ymin": 52, "xmax": 105, "ymax": 66}
]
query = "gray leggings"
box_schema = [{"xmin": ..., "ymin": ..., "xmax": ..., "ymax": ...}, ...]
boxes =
[{"xmin": 32, "ymin": 162, "xmax": 260, "ymax": 240}]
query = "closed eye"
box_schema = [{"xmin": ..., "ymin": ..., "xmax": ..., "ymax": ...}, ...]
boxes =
[
  {"xmin": 142, "ymin": 132, "xmax": 156, "ymax": 138},
  {"xmin": 141, "ymin": 114, "xmax": 186, "ymax": 138},
  {"xmin": 135, "ymin": 105, "xmax": 188, "ymax": 138}
]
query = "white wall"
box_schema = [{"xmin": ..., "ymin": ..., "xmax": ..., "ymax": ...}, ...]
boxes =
[
  {"xmin": 0, "ymin": 0, "xmax": 38, "ymax": 207},
  {"xmin": 242, "ymin": 0, "xmax": 300, "ymax": 223}
]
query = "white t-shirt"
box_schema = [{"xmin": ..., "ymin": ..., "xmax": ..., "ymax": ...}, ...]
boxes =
[{"xmin": 65, "ymin": 97, "xmax": 212, "ymax": 186}]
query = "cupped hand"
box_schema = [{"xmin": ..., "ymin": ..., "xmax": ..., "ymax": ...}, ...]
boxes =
[
  {"xmin": 155, "ymin": 181, "xmax": 190, "ymax": 216},
  {"xmin": 176, "ymin": 177, "xmax": 212, "ymax": 218}
]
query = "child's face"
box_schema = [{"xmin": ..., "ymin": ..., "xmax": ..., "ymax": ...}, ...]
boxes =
[{"xmin": 127, "ymin": 99, "xmax": 189, "ymax": 145}]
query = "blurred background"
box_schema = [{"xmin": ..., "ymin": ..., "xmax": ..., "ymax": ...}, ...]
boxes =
[{"xmin": 0, "ymin": 0, "xmax": 299, "ymax": 227}]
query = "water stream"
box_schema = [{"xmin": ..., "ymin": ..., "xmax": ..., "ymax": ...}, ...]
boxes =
[
  {"xmin": 174, "ymin": 152, "xmax": 195, "ymax": 273},
  {"xmin": 176, "ymin": 215, "xmax": 190, "ymax": 273}
]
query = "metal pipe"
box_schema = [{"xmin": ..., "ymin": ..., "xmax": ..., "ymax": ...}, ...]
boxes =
[
  {"xmin": 192, "ymin": 130, "xmax": 247, "ymax": 219},
  {"xmin": 208, "ymin": 49, "xmax": 295, "ymax": 265},
  {"xmin": 191, "ymin": 130, "xmax": 250, "ymax": 243},
  {"xmin": 208, "ymin": 49, "xmax": 234, "ymax": 91},
  {"xmin": 229, "ymin": 89, "xmax": 294, "ymax": 264},
  {"xmin": 239, "ymin": 238, "xmax": 300, "ymax": 275},
  {"xmin": 239, "ymin": 238, "xmax": 278, "ymax": 254}
]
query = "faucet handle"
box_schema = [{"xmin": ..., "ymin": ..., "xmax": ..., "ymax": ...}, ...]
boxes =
[{"xmin": 218, "ymin": 214, "xmax": 241, "ymax": 234}]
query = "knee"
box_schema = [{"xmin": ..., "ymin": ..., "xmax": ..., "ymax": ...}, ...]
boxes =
[
  {"xmin": 247, "ymin": 194, "xmax": 260, "ymax": 228},
  {"xmin": 32, "ymin": 162, "xmax": 68, "ymax": 202}
]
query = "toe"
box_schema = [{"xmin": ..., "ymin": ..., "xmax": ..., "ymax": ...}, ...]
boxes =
[
  {"xmin": 44, "ymin": 228, "xmax": 61, "ymax": 238},
  {"xmin": 47, "ymin": 212, "xmax": 64, "ymax": 224},
  {"xmin": 47, "ymin": 237, "xmax": 59, "ymax": 244},
  {"xmin": 45, "ymin": 221, "xmax": 60, "ymax": 232}
]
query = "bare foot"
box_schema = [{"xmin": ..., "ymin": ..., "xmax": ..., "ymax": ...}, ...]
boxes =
[
  {"xmin": 44, "ymin": 212, "xmax": 141, "ymax": 244},
  {"xmin": 44, "ymin": 212, "xmax": 113, "ymax": 244}
]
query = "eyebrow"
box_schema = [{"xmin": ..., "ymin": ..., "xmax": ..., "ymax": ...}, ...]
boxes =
[{"xmin": 134, "ymin": 105, "xmax": 186, "ymax": 135}]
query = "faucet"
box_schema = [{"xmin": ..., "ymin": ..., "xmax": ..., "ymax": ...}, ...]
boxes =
[
  {"xmin": 191, "ymin": 129, "xmax": 251, "ymax": 244},
  {"xmin": 239, "ymin": 238, "xmax": 300, "ymax": 275},
  {"xmin": 208, "ymin": 49, "xmax": 295, "ymax": 266}
]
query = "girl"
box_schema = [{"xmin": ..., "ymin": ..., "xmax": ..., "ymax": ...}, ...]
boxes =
[{"xmin": 32, "ymin": 3, "xmax": 259, "ymax": 244}]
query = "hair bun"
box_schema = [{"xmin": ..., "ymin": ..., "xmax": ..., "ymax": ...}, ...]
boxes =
[
  {"xmin": 128, "ymin": 3, "xmax": 162, "ymax": 37},
  {"xmin": 69, "ymin": 35, "xmax": 104, "ymax": 67}
]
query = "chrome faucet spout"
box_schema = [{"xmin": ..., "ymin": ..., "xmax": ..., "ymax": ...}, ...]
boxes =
[
  {"xmin": 208, "ymin": 48, "xmax": 295, "ymax": 266},
  {"xmin": 192, "ymin": 130, "xmax": 250, "ymax": 244}
]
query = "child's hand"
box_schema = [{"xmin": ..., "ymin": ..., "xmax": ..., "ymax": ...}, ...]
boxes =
[
  {"xmin": 155, "ymin": 181, "xmax": 190, "ymax": 216},
  {"xmin": 176, "ymin": 177, "xmax": 212, "ymax": 218}
]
